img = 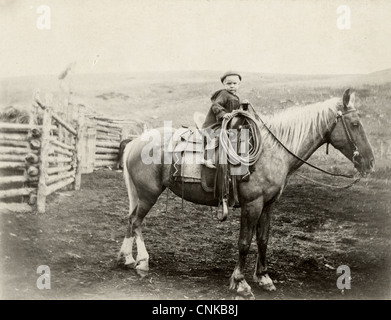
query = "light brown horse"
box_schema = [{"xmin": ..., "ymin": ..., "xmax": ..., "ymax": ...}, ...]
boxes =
[{"xmin": 117, "ymin": 89, "xmax": 374, "ymax": 297}]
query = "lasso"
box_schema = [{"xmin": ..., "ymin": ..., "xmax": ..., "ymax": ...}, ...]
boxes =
[{"xmin": 219, "ymin": 110, "xmax": 263, "ymax": 167}]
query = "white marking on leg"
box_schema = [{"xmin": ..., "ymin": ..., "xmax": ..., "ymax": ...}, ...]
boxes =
[
  {"xmin": 230, "ymin": 267, "xmax": 253, "ymax": 297},
  {"xmin": 236, "ymin": 280, "xmax": 253, "ymax": 297},
  {"xmin": 119, "ymin": 236, "xmax": 136, "ymax": 266},
  {"xmin": 254, "ymin": 273, "xmax": 276, "ymax": 291},
  {"xmin": 135, "ymin": 236, "xmax": 149, "ymax": 271},
  {"xmin": 229, "ymin": 267, "xmax": 241, "ymax": 290}
]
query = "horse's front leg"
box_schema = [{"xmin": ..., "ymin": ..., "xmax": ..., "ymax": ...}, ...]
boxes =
[
  {"xmin": 230, "ymin": 197, "xmax": 264, "ymax": 298},
  {"xmin": 253, "ymin": 202, "xmax": 276, "ymax": 291}
]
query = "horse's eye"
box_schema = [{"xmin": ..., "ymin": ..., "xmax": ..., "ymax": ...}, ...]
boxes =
[{"xmin": 352, "ymin": 122, "xmax": 359, "ymax": 127}]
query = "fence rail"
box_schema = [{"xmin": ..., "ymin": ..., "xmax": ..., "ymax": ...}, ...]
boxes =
[
  {"xmin": 0, "ymin": 99, "xmax": 82, "ymax": 213},
  {"xmin": 80, "ymin": 115, "xmax": 141, "ymax": 173},
  {"xmin": 1, "ymin": 98, "xmax": 141, "ymax": 213}
]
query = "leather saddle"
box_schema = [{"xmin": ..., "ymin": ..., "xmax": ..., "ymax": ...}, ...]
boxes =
[
  {"xmin": 167, "ymin": 108, "xmax": 260, "ymax": 221},
  {"xmin": 168, "ymin": 117, "xmax": 250, "ymax": 206},
  {"xmin": 169, "ymin": 126, "xmax": 217, "ymax": 193}
]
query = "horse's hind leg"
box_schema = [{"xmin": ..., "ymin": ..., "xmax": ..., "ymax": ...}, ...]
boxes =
[
  {"xmin": 133, "ymin": 199, "xmax": 155, "ymax": 274},
  {"xmin": 117, "ymin": 148, "xmax": 163, "ymax": 275},
  {"xmin": 118, "ymin": 206, "xmax": 137, "ymax": 267},
  {"xmin": 118, "ymin": 198, "xmax": 157, "ymax": 273},
  {"xmin": 117, "ymin": 155, "xmax": 139, "ymax": 268}
]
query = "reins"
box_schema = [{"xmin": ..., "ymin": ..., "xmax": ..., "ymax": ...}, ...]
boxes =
[
  {"xmin": 258, "ymin": 116, "xmax": 355, "ymax": 179},
  {"xmin": 295, "ymin": 173, "xmax": 361, "ymax": 189},
  {"xmin": 253, "ymin": 104, "xmax": 362, "ymax": 188}
]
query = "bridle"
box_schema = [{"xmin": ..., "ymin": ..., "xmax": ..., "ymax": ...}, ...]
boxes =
[
  {"xmin": 256, "ymin": 103, "xmax": 363, "ymax": 187},
  {"xmin": 326, "ymin": 107, "xmax": 361, "ymax": 167}
]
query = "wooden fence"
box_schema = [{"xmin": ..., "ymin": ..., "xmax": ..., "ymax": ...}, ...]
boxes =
[
  {"xmin": 81, "ymin": 116, "xmax": 141, "ymax": 173},
  {"xmin": 0, "ymin": 100, "xmax": 84, "ymax": 213},
  {"xmin": 0, "ymin": 100, "xmax": 143, "ymax": 213},
  {"xmin": 35, "ymin": 101, "xmax": 84, "ymax": 213},
  {"xmin": 0, "ymin": 123, "xmax": 45, "ymax": 213}
]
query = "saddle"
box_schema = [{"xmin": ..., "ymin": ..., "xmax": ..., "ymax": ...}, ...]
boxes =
[
  {"xmin": 169, "ymin": 127, "xmax": 216, "ymax": 192},
  {"xmin": 168, "ymin": 122, "xmax": 250, "ymax": 212},
  {"xmin": 167, "ymin": 107, "xmax": 261, "ymax": 221}
]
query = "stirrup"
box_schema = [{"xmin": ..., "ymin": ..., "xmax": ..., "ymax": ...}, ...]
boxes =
[
  {"xmin": 202, "ymin": 159, "xmax": 216, "ymax": 169},
  {"xmin": 241, "ymin": 171, "xmax": 250, "ymax": 182},
  {"xmin": 217, "ymin": 199, "xmax": 228, "ymax": 222}
]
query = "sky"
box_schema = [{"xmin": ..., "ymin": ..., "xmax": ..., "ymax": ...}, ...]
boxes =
[{"xmin": 1, "ymin": 0, "xmax": 391, "ymax": 77}]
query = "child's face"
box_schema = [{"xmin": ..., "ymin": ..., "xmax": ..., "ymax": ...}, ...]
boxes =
[{"xmin": 223, "ymin": 75, "xmax": 241, "ymax": 94}]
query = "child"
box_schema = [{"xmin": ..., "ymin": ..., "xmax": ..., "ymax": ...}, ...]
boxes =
[
  {"xmin": 202, "ymin": 71, "xmax": 243, "ymax": 129},
  {"xmin": 201, "ymin": 71, "xmax": 249, "ymax": 221},
  {"xmin": 202, "ymin": 71, "xmax": 249, "ymax": 168}
]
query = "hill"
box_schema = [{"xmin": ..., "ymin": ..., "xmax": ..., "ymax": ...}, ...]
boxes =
[{"xmin": 1, "ymin": 70, "xmax": 390, "ymax": 168}]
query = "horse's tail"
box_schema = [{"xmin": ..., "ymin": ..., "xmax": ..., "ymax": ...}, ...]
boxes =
[{"xmin": 123, "ymin": 140, "xmax": 138, "ymax": 216}]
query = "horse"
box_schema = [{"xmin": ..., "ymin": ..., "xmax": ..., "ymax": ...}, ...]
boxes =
[
  {"xmin": 117, "ymin": 89, "xmax": 375, "ymax": 297},
  {"xmin": 116, "ymin": 138, "xmax": 133, "ymax": 170}
]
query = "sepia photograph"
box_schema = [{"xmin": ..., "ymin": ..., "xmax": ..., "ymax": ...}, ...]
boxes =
[{"xmin": 0, "ymin": 0, "xmax": 390, "ymax": 303}]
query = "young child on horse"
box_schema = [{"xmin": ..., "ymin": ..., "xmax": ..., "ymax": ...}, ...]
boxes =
[
  {"xmin": 202, "ymin": 71, "xmax": 248, "ymax": 129},
  {"xmin": 202, "ymin": 71, "xmax": 250, "ymax": 166},
  {"xmin": 201, "ymin": 71, "xmax": 251, "ymax": 221}
]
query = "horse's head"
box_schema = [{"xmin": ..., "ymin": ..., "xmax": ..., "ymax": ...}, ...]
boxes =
[{"xmin": 328, "ymin": 89, "xmax": 375, "ymax": 175}]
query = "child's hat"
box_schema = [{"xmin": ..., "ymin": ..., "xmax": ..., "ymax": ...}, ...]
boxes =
[{"xmin": 220, "ymin": 71, "xmax": 242, "ymax": 83}]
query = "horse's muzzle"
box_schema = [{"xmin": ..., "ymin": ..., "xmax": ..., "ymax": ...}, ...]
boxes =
[{"xmin": 355, "ymin": 156, "xmax": 375, "ymax": 176}]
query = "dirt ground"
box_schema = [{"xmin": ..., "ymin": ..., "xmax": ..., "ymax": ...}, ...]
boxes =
[{"xmin": 1, "ymin": 169, "xmax": 390, "ymax": 300}]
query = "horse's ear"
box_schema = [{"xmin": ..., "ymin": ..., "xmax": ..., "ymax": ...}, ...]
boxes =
[
  {"xmin": 342, "ymin": 88, "xmax": 351, "ymax": 108},
  {"xmin": 348, "ymin": 92, "xmax": 355, "ymax": 108}
]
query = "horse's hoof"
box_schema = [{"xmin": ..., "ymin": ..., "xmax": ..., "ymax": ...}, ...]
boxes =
[
  {"xmin": 254, "ymin": 274, "xmax": 276, "ymax": 292},
  {"xmin": 262, "ymin": 283, "xmax": 276, "ymax": 292},
  {"xmin": 235, "ymin": 293, "xmax": 255, "ymax": 300},
  {"xmin": 230, "ymin": 279, "xmax": 253, "ymax": 298},
  {"xmin": 136, "ymin": 259, "xmax": 149, "ymax": 269},
  {"xmin": 135, "ymin": 261, "xmax": 149, "ymax": 278},
  {"xmin": 117, "ymin": 254, "xmax": 136, "ymax": 269},
  {"xmin": 136, "ymin": 269, "xmax": 149, "ymax": 278}
]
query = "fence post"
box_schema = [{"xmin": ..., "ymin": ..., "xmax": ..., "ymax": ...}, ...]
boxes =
[
  {"xmin": 88, "ymin": 120, "xmax": 97, "ymax": 172},
  {"xmin": 74, "ymin": 105, "xmax": 85, "ymax": 190},
  {"xmin": 37, "ymin": 106, "xmax": 52, "ymax": 213}
]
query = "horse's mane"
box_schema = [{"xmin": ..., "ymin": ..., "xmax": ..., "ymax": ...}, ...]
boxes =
[{"xmin": 262, "ymin": 97, "xmax": 341, "ymax": 153}]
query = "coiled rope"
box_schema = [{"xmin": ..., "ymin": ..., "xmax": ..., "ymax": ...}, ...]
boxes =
[{"xmin": 219, "ymin": 110, "xmax": 263, "ymax": 166}]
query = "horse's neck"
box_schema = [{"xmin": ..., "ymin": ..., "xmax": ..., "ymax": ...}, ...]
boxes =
[
  {"xmin": 267, "ymin": 109, "xmax": 335, "ymax": 176},
  {"xmin": 286, "ymin": 125, "xmax": 327, "ymax": 175}
]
